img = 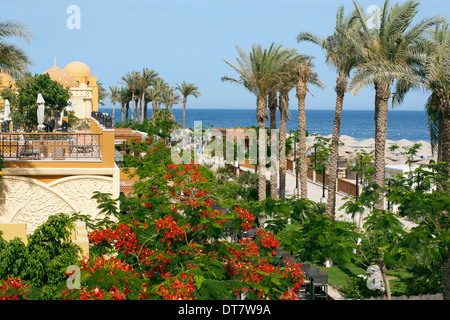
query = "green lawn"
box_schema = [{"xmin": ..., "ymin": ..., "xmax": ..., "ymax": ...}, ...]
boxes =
[{"xmin": 303, "ymin": 261, "xmax": 410, "ymax": 297}]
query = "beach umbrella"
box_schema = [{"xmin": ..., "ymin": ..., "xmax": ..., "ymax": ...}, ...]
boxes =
[
  {"xmin": 4, "ymin": 99, "xmax": 11, "ymax": 121},
  {"xmin": 37, "ymin": 93, "xmax": 46, "ymax": 130},
  {"xmin": 65, "ymin": 101, "xmax": 74, "ymax": 113}
]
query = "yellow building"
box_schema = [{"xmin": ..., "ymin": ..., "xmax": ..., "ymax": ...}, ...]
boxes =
[
  {"xmin": 0, "ymin": 71, "xmax": 16, "ymax": 109},
  {"xmin": 0, "ymin": 71, "xmax": 15, "ymax": 89},
  {"xmin": 0, "ymin": 60, "xmax": 111, "ymax": 257},
  {"xmin": 42, "ymin": 60, "xmax": 99, "ymax": 119},
  {"xmin": 1, "ymin": 60, "xmax": 99, "ymax": 120}
]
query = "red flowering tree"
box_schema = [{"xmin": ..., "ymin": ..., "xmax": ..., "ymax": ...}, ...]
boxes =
[{"xmin": 74, "ymin": 141, "xmax": 305, "ymax": 300}]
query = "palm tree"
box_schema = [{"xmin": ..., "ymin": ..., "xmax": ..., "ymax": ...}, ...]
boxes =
[
  {"xmin": 119, "ymin": 87, "xmax": 131, "ymax": 124},
  {"xmin": 161, "ymin": 86, "xmax": 181, "ymax": 116},
  {"xmin": 121, "ymin": 71, "xmax": 140, "ymax": 122},
  {"xmin": 0, "ymin": 19, "xmax": 32, "ymax": 77},
  {"xmin": 175, "ymin": 81, "xmax": 201, "ymax": 129},
  {"xmin": 266, "ymin": 47, "xmax": 299, "ymax": 200},
  {"xmin": 97, "ymin": 80, "xmax": 108, "ymax": 107},
  {"xmin": 147, "ymin": 87, "xmax": 158, "ymax": 117},
  {"xmin": 222, "ymin": 43, "xmax": 288, "ymax": 201},
  {"xmin": 295, "ymin": 60, "xmax": 325, "ymax": 199},
  {"xmin": 154, "ymin": 77, "xmax": 169, "ymax": 112},
  {"xmin": 298, "ymin": 5, "xmax": 360, "ymax": 218},
  {"xmin": 393, "ymin": 22, "xmax": 450, "ymax": 300},
  {"xmin": 109, "ymin": 85, "xmax": 120, "ymax": 126},
  {"xmin": 422, "ymin": 23, "xmax": 450, "ymax": 169},
  {"xmin": 167, "ymin": 86, "xmax": 181, "ymax": 114},
  {"xmin": 394, "ymin": 21, "xmax": 449, "ymax": 169},
  {"xmin": 349, "ymin": 0, "xmax": 442, "ymax": 210},
  {"xmin": 138, "ymin": 68, "xmax": 159, "ymax": 123},
  {"xmin": 277, "ymin": 54, "xmax": 309, "ymax": 199}
]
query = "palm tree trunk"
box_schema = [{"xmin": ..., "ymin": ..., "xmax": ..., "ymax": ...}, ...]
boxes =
[
  {"xmin": 326, "ymin": 73, "xmax": 347, "ymax": 218},
  {"xmin": 437, "ymin": 115, "xmax": 444, "ymax": 162},
  {"xmin": 279, "ymin": 90, "xmax": 288, "ymax": 199},
  {"xmin": 373, "ymin": 82, "xmax": 391, "ymax": 209},
  {"xmin": 141, "ymin": 92, "xmax": 146, "ymax": 123},
  {"xmin": 135, "ymin": 98, "xmax": 139, "ymax": 123},
  {"xmin": 126, "ymin": 102, "xmax": 129, "ymax": 123},
  {"xmin": 183, "ymin": 97, "xmax": 187, "ymax": 129},
  {"xmin": 112, "ymin": 102, "xmax": 116, "ymax": 127},
  {"xmin": 121, "ymin": 103, "xmax": 124, "ymax": 124},
  {"xmin": 439, "ymin": 105, "xmax": 450, "ymax": 178},
  {"xmin": 131, "ymin": 95, "xmax": 135, "ymax": 122},
  {"xmin": 297, "ymin": 83, "xmax": 308, "ymax": 199},
  {"xmin": 257, "ymin": 95, "xmax": 268, "ymax": 201},
  {"xmin": 268, "ymin": 90, "xmax": 278, "ymax": 200}
]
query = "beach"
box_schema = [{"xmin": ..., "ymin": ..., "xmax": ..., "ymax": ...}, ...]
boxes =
[{"xmin": 306, "ymin": 133, "xmax": 434, "ymax": 167}]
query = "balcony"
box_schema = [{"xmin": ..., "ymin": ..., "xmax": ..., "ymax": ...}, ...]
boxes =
[
  {"xmin": 0, "ymin": 132, "xmax": 102, "ymax": 161},
  {"xmin": 1, "ymin": 117, "xmax": 116, "ymax": 169}
]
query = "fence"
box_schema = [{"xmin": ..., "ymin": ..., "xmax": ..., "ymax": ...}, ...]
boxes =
[
  {"xmin": 224, "ymin": 159, "xmax": 359, "ymax": 198},
  {"xmin": 0, "ymin": 132, "xmax": 102, "ymax": 161}
]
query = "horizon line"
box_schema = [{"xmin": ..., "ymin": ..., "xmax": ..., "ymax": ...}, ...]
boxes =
[{"xmin": 98, "ymin": 106, "xmax": 426, "ymax": 111}]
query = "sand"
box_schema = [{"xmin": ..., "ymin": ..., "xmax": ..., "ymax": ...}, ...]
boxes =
[{"xmin": 303, "ymin": 133, "xmax": 435, "ymax": 167}]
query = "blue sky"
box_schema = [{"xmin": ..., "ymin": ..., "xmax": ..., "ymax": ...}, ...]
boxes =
[{"xmin": 2, "ymin": 0, "xmax": 448, "ymax": 110}]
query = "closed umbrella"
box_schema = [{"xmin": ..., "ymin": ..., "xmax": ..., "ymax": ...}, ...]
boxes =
[
  {"xmin": 4, "ymin": 99, "xmax": 10, "ymax": 121},
  {"xmin": 37, "ymin": 93, "xmax": 45, "ymax": 130}
]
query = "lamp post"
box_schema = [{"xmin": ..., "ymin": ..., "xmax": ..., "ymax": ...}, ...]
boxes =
[
  {"xmin": 314, "ymin": 144, "xmax": 317, "ymax": 169},
  {"xmin": 320, "ymin": 164, "xmax": 326, "ymax": 203},
  {"xmin": 352, "ymin": 160, "xmax": 359, "ymax": 199},
  {"xmin": 360, "ymin": 154, "xmax": 363, "ymax": 185},
  {"xmin": 294, "ymin": 139, "xmax": 298, "ymax": 192}
]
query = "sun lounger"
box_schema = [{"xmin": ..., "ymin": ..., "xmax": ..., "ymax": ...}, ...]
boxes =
[{"xmin": 72, "ymin": 134, "xmax": 93, "ymax": 152}]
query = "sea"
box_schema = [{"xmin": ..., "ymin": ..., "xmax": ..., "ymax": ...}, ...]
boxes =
[{"xmin": 98, "ymin": 107, "xmax": 430, "ymax": 142}]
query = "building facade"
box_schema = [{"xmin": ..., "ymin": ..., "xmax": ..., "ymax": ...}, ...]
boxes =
[{"xmin": 42, "ymin": 60, "xmax": 99, "ymax": 119}]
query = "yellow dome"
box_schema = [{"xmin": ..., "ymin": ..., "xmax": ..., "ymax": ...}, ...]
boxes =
[
  {"xmin": 64, "ymin": 61, "xmax": 92, "ymax": 77},
  {"xmin": 42, "ymin": 65, "xmax": 78, "ymax": 88}
]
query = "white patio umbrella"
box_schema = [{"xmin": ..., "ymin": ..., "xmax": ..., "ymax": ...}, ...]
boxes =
[
  {"xmin": 4, "ymin": 99, "xmax": 11, "ymax": 121},
  {"xmin": 37, "ymin": 93, "xmax": 45, "ymax": 130},
  {"xmin": 65, "ymin": 101, "xmax": 74, "ymax": 112}
]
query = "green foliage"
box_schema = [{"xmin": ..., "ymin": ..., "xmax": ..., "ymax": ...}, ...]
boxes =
[
  {"xmin": 0, "ymin": 213, "xmax": 81, "ymax": 299},
  {"xmin": 13, "ymin": 73, "xmax": 71, "ymax": 130},
  {"xmin": 346, "ymin": 149, "xmax": 375, "ymax": 182},
  {"xmin": 386, "ymin": 161, "xmax": 450, "ymax": 294},
  {"xmin": 117, "ymin": 109, "xmax": 179, "ymax": 140},
  {"xmin": 341, "ymin": 276, "xmax": 384, "ymax": 300},
  {"xmin": 278, "ymin": 210, "xmax": 359, "ymax": 265}
]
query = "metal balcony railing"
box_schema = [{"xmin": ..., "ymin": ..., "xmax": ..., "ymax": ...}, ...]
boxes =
[{"xmin": 0, "ymin": 132, "xmax": 102, "ymax": 161}]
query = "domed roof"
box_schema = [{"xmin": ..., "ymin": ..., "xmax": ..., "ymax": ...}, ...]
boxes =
[
  {"xmin": 42, "ymin": 65, "xmax": 78, "ymax": 88},
  {"xmin": 64, "ymin": 61, "xmax": 92, "ymax": 77}
]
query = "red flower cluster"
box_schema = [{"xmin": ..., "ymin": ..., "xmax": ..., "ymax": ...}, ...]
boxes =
[
  {"xmin": 79, "ymin": 255, "xmax": 136, "ymax": 275},
  {"xmin": 234, "ymin": 206, "xmax": 255, "ymax": 231},
  {"xmin": 155, "ymin": 216, "xmax": 185, "ymax": 246},
  {"xmin": 88, "ymin": 222, "xmax": 139, "ymax": 256},
  {"xmin": 281, "ymin": 258, "xmax": 305, "ymax": 300},
  {"xmin": 156, "ymin": 272, "xmax": 196, "ymax": 300},
  {"xmin": 256, "ymin": 229, "xmax": 279, "ymax": 256},
  {"xmin": 61, "ymin": 255, "xmax": 150, "ymax": 300},
  {"xmin": 0, "ymin": 277, "xmax": 30, "ymax": 300}
]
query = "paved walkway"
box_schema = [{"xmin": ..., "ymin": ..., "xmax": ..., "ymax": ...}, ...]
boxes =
[
  {"xmin": 236, "ymin": 165, "xmax": 417, "ymax": 229},
  {"xmin": 238, "ymin": 166, "xmax": 359, "ymax": 225}
]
